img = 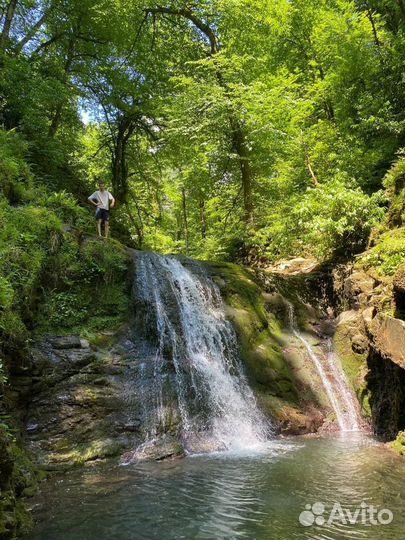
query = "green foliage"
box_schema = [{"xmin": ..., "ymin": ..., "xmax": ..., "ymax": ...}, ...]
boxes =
[
  {"xmin": 383, "ymin": 151, "xmax": 405, "ymax": 226},
  {"xmin": 37, "ymin": 238, "xmax": 130, "ymax": 333},
  {"xmin": 0, "ymin": 277, "xmax": 14, "ymax": 310},
  {"xmin": 357, "ymin": 228, "xmax": 405, "ymax": 276},
  {"xmin": 0, "ymin": 127, "xmax": 128, "ymax": 377},
  {"xmin": 0, "ymin": 130, "xmax": 32, "ymax": 204},
  {"xmin": 251, "ymin": 180, "xmax": 385, "ymax": 261},
  {"xmin": 2, "ymin": 0, "xmax": 405, "ymax": 264}
]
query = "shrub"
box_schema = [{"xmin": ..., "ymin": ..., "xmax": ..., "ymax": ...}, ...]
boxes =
[
  {"xmin": 0, "ymin": 130, "xmax": 32, "ymax": 204},
  {"xmin": 357, "ymin": 228, "xmax": 405, "ymax": 276},
  {"xmin": 383, "ymin": 152, "xmax": 405, "ymax": 227},
  {"xmin": 250, "ymin": 179, "xmax": 385, "ymax": 261}
]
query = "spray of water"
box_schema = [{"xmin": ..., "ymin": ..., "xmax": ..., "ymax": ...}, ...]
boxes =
[{"xmin": 132, "ymin": 252, "xmax": 272, "ymax": 454}]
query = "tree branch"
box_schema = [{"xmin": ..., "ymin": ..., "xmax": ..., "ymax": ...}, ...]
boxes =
[
  {"xmin": 0, "ymin": 0, "xmax": 18, "ymax": 50},
  {"xmin": 13, "ymin": 9, "xmax": 50, "ymax": 54},
  {"xmin": 144, "ymin": 6, "xmax": 219, "ymax": 54},
  {"xmin": 29, "ymin": 31, "xmax": 65, "ymax": 57}
]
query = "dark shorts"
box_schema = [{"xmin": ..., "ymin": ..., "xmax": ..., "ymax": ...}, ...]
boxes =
[{"xmin": 96, "ymin": 208, "xmax": 110, "ymax": 221}]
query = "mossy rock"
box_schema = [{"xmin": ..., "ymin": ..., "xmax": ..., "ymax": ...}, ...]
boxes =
[
  {"xmin": 334, "ymin": 312, "xmax": 371, "ymax": 417},
  {"xmin": 0, "ymin": 428, "xmax": 41, "ymax": 538},
  {"xmin": 390, "ymin": 431, "xmax": 405, "ymax": 459},
  {"xmin": 46, "ymin": 438, "xmax": 123, "ymax": 469},
  {"xmin": 208, "ymin": 263, "xmax": 297, "ymax": 392},
  {"xmin": 207, "ymin": 261, "xmax": 333, "ymax": 432}
]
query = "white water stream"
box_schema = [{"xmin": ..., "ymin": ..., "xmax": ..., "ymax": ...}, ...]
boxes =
[
  {"xmin": 134, "ymin": 252, "xmax": 272, "ymax": 452},
  {"xmin": 285, "ymin": 300, "xmax": 362, "ymax": 432}
]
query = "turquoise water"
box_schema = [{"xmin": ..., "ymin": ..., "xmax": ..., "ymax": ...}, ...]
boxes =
[{"xmin": 23, "ymin": 435, "xmax": 404, "ymax": 540}]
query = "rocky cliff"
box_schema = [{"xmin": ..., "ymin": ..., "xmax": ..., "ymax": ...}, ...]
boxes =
[
  {"xmin": 333, "ymin": 262, "xmax": 405, "ymax": 451},
  {"xmin": 1, "ymin": 246, "xmax": 404, "ymax": 538},
  {"xmin": 20, "ymin": 257, "xmax": 338, "ymax": 475}
]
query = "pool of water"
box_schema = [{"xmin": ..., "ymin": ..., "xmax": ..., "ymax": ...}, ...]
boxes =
[{"xmin": 22, "ymin": 434, "xmax": 404, "ymax": 540}]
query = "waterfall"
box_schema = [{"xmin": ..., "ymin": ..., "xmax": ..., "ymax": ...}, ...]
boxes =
[
  {"xmin": 132, "ymin": 252, "xmax": 272, "ymax": 455},
  {"xmin": 285, "ymin": 301, "xmax": 361, "ymax": 432}
]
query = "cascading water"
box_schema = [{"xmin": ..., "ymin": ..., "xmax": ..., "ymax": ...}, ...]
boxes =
[
  {"xmin": 131, "ymin": 252, "xmax": 272, "ymax": 456},
  {"xmin": 285, "ymin": 301, "xmax": 362, "ymax": 432}
]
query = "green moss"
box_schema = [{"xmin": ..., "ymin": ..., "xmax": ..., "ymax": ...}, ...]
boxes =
[
  {"xmin": 356, "ymin": 227, "xmax": 405, "ymax": 277},
  {"xmin": 333, "ymin": 327, "xmax": 371, "ymax": 417},
  {"xmin": 48, "ymin": 438, "xmax": 122, "ymax": 467},
  {"xmin": 0, "ymin": 495, "xmax": 33, "ymax": 539},
  {"xmin": 209, "ymin": 262, "xmax": 300, "ymax": 403},
  {"xmin": 0, "ymin": 427, "xmax": 44, "ymax": 538},
  {"xmin": 88, "ymin": 332, "xmax": 118, "ymax": 348},
  {"xmin": 390, "ymin": 431, "xmax": 405, "ymax": 459}
]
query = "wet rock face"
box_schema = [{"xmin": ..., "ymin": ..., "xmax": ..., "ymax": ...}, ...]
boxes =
[
  {"xmin": 367, "ymin": 350, "xmax": 405, "ymax": 441},
  {"xmin": 25, "ymin": 330, "xmax": 185, "ymax": 468},
  {"xmin": 26, "ymin": 334, "xmax": 146, "ymax": 470},
  {"xmin": 369, "ymin": 316, "xmax": 405, "ymax": 370},
  {"xmin": 333, "ymin": 263, "xmax": 405, "ymax": 443},
  {"xmin": 206, "ymin": 262, "xmax": 332, "ymax": 435}
]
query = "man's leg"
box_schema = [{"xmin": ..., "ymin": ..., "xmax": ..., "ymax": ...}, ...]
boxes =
[
  {"xmin": 104, "ymin": 220, "xmax": 110, "ymax": 238},
  {"xmin": 96, "ymin": 219, "xmax": 102, "ymax": 236}
]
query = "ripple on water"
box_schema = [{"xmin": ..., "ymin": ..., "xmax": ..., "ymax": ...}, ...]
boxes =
[{"xmin": 23, "ymin": 436, "xmax": 404, "ymax": 540}]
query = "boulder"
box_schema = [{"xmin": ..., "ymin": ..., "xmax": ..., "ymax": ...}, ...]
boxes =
[
  {"xmin": 343, "ymin": 271, "xmax": 376, "ymax": 310},
  {"xmin": 362, "ymin": 306, "xmax": 376, "ymax": 324},
  {"xmin": 336, "ymin": 309, "xmax": 360, "ymax": 327},
  {"xmin": 369, "ymin": 315, "xmax": 405, "ymax": 370},
  {"xmin": 334, "ymin": 310, "xmax": 371, "ymax": 416},
  {"xmin": 351, "ymin": 333, "xmax": 369, "ymax": 354},
  {"xmin": 266, "ymin": 257, "xmax": 319, "ymax": 275},
  {"xmin": 46, "ymin": 335, "xmax": 88, "ymax": 350}
]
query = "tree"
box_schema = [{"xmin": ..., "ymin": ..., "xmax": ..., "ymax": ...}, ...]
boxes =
[{"xmin": 145, "ymin": 4, "xmax": 254, "ymax": 224}]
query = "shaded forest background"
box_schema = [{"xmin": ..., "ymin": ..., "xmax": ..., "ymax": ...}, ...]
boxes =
[
  {"xmin": 1, "ymin": 0, "xmax": 405, "ymax": 360},
  {"xmin": 1, "ymin": 0, "xmax": 404, "ymax": 254}
]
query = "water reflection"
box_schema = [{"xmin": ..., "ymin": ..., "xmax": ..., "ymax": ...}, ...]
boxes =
[{"xmin": 23, "ymin": 435, "xmax": 404, "ymax": 540}]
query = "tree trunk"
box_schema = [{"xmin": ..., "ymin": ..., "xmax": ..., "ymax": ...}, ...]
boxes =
[
  {"xmin": 111, "ymin": 114, "xmax": 136, "ymax": 203},
  {"xmin": 0, "ymin": 0, "xmax": 18, "ymax": 50},
  {"xmin": 145, "ymin": 6, "xmax": 254, "ymax": 224},
  {"xmin": 182, "ymin": 186, "xmax": 189, "ymax": 253},
  {"xmin": 365, "ymin": 5, "xmax": 381, "ymax": 47},
  {"xmin": 199, "ymin": 198, "xmax": 207, "ymax": 239},
  {"xmin": 125, "ymin": 200, "xmax": 143, "ymax": 247},
  {"xmin": 48, "ymin": 34, "xmax": 76, "ymax": 137},
  {"xmin": 318, "ymin": 66, "xmax": 335, "ymax": 120}
]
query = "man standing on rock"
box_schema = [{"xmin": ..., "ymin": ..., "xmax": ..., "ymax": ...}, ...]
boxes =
[{"xmin": 88, "ymin": 181, "xmax": 115, "ymax": 238}]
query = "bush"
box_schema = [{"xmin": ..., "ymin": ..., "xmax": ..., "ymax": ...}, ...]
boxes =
[
  {"xmin": 37, "ymin": 238, "xmax": 130, "ymax": 334},
  {"xmin": 0, "ymin": 204, "xmax": 63, "ymax": 318},
  {"xmin": 250, "ymin": 179, "xmax": 385, "ymax": 261},
  {"xmin": 383, "ymin": 152, "xmax": 405, "ymax": 227},
  {"xmin": 357, "ymin": 228, "xmax": 405, "ymax": 276},
  {"xmin": 0, "ymin": 130, "xmax": 32, "ymax": 204}
]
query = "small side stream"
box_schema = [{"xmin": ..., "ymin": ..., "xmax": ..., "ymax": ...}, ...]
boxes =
[{"xmin": 285, "ymin": 300, "xmax": 363, "ymax": 432}]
